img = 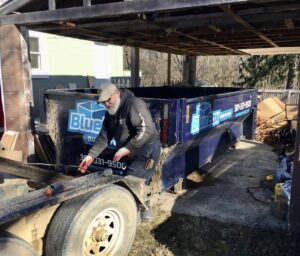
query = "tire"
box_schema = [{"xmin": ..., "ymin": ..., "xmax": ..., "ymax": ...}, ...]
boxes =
[
  {"xmin": 45, "ymin": 185, "xmax": 138, "ymax": 256},
  {"xmin": 0, "ymin": 231, "xmax": 38, "ymax": 256}
]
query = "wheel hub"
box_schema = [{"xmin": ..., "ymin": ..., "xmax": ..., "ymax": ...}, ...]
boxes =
[
  {"xmin": 92, "ymin": 224, "xmax": 108, "ymax": 242},
  {"xmin": 83, "ymin": 208, "xmax": 123, "ymax": 256}
]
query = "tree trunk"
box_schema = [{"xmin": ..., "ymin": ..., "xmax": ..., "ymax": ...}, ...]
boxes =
[{"xmin": 286, "ymin": 57, "xmax": 296, "ymax": 89}]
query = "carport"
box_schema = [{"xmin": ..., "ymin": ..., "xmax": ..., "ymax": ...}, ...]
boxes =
[{"xmin": 0, "ymin": 0, "xmax": 299, "ymax": 232}]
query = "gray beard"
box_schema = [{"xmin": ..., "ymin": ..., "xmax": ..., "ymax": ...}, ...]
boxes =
[{"xmin": 107, "ymin": 96, "xmax": 121, "ymax": 115}]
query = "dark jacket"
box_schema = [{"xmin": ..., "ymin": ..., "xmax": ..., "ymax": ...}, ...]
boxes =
[{"xmin": 88, "ymin": 89, "xmax": 158, "ymax": 158}]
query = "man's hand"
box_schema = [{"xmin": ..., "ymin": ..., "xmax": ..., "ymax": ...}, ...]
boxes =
[
  {"xmin": 113, "ymin": 147, "xmax": 130, "ymax": 162},
  {"xmin": 78, "ymin": 155, "xmax": 94, "ymax": 173}
]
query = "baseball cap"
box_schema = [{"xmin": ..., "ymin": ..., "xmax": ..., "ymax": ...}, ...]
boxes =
[{"xmin": 97, "ymin": 83, "xmax": 118, "ymax": 102}]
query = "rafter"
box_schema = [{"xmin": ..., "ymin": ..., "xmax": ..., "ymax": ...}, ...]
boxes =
[
  {"xmin": 220, "ymin": 5, "xmax": 279, "ymax": 47},
  {"xmin": 173, "ymin": 30, "xmax": 246, "ymax": 55},
  {"xmin": 68, "ymin": 23, "xmax": 203, "ymax": 55}
]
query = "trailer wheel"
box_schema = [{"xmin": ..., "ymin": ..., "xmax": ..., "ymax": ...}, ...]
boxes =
[
  {"xmin": 0, "ymin": 231, "xmax": 38, "ymax": 256},
  {"xmin": 45, "ymin": 185, "xmax": 138, "ymax": 256}
]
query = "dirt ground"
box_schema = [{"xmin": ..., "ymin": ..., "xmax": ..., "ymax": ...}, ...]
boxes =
[
  {"xmin": 129, "ymin": 141, "xmax": 300, "ymax": 256},
  {"xmin": 129, "ymin": 207, "xmax": 300, "ymax": 256}
]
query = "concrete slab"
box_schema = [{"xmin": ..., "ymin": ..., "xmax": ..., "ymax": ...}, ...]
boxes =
[{"xmin": 153, "ymin": 140, "xmax": 287, "ymax": 231}]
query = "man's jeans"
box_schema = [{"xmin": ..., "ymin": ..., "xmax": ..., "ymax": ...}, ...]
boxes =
[{"xmin": 126, "ymin": 139, "xmax": 161, "ymax": 184}]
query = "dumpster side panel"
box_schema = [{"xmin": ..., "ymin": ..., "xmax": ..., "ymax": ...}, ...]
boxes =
[
  {"xmin": 161, "ymin": 121, "xmax": 243, "ymax": 191},
  {"xmin": 182, "ymin": 91, "xmax": 255, "ymax": 142},
  {"xmin": 160, "ymin": 90, "xmax": 257, "ymax": 191}
]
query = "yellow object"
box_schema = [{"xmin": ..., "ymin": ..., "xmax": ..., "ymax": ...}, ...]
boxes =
[
  {"xmin": 274, "ymin": 183, "xmax": 284, "ymax": 202},
  {"xmin": 266, "ymin": 175, "xmax": 273, "ymax": 181}
]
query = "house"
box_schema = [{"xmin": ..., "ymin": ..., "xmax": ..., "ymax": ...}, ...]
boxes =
[{"xmin": 28, "ymin": 30, "xmax": 126, "ymax": 120}]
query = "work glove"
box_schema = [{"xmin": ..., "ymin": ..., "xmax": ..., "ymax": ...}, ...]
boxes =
[
  {"xmin": 78, "ymin": 155, "xmax": 94, "ymax": 173},
  {"xmin": 113, "ymin": 147, "xmax": 130, "ymax": 162}
]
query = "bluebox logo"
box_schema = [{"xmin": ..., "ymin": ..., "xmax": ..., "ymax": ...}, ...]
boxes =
[
  {"xmin": 68, "ymin": 100, "xmax": 106, "ymax": 145},
  {"xmin": 191, "ymin": 102, "xmax": 212, "ymax": 135}
]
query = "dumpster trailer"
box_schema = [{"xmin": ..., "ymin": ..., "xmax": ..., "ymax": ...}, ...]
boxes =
[{"xmin": 0, "ymin": 86, "xmax": 257, "ymax": 255}]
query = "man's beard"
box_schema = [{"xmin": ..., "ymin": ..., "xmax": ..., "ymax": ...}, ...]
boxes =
[{"xmin": 107, "ymin": 96, "xmax": 121, "ymax": 115}]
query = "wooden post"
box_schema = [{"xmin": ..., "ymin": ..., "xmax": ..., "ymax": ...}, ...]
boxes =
[
  {"xmin": 48, "ymin": 0, "xmax": 56, "ymax": 10},
  {"xmin": 0, "ymin": 25, "xmax": 34, "ymax": 161},
  {"xmin": 182, "ymin": 55, "xmax": 196, "ymax": 86},
  {"xmin": 289, "ymin": 94, "xmax": 300, "ymax": 233},
  {"xmin": 189, "ymin": 55, "xmax": 196, "ymax": 86},
  {"xmin": 288, "ymin": 90, "xmax": 291, "ymax": 104},
  {"xmin": 167, "ymin": 53, "xmax": 171, "ymax": 86},
  {"xmin": 131, "ymin": 47, "xmax": 140, "ymax": 87},
  {"xmin": 83, "ymin": 0, "xmax": 91, "ymax": 7}
]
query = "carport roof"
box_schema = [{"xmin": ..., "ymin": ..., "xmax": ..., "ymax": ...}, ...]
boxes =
[{"xmin": 0, "ymin": 0, "xmax": 300, "ymax": 55}]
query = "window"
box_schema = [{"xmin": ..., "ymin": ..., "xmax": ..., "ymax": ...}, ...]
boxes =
[
  {"xmin": 29, "ymin": 37, "xmax": 41, "ymax": 69},
  {"xmin": 29, "ymin": 30, "xmax": 49, "ymax": 77}
]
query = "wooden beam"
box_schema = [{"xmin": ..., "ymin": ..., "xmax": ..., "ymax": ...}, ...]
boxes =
[
  {"xmin": 0, "ymin": 157, "xmax": 71, "ymax": 183},
  {"xmin": 285, "ymin": 19, "xmax": 295, "ymax": 29},
  {"xmin": 0, "ymin": 0, "xmax": 250, "ymax": 25},
  {"xmin": 0, "ymin": 0, "xmax": 35, "ymax": 15},
  {"xmin": 220, "ymin": 5, "xmax": 279, "ymax": 47},
  {"xmin": 174, "ymin": 30, "xmax": 246, "ymax": 55}
]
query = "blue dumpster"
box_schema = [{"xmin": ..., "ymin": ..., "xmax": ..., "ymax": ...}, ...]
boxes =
[{"xmin": 43, "ymin": 86, "xmax": 257, "ymax": 191}]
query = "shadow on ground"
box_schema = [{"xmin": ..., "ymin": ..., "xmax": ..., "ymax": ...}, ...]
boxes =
[{"xmin": 151, "ymin": 213, "xmax": 300, "ymax": 256}]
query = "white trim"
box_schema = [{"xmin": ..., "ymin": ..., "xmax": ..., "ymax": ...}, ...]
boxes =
[
  {"xmin": 239, "ymin": 47, "xmax": 300, "ymax": 55},
  {"xmin": 29, "ymin": 30, "xmax": 49, "ymax": 76},
  {"xmin": 0, "ymin": 54, "xmax": 6, "ymax": 130},
  {"xmin": 32, "ymin": 74, "xmax": 49, "ymax": 79}
]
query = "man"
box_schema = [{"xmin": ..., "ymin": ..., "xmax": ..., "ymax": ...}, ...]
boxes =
[{"xmin": 78, "ymin": 82, "xmax": 161, "ymax": 220}]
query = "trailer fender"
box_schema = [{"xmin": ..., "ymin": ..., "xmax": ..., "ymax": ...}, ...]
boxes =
[{"xmin": 114, "ymin": 175, "xmax": 149, "ymax": 209}]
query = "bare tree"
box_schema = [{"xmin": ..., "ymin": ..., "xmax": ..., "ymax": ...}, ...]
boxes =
[{"xmin": 123, "ymin": 47, "xmax": 248, "ymax": 87}]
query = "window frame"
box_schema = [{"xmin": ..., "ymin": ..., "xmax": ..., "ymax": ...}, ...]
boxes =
[{"xmin": 29, "ymin": 30, "xmax": 49, "ymax": 78}]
